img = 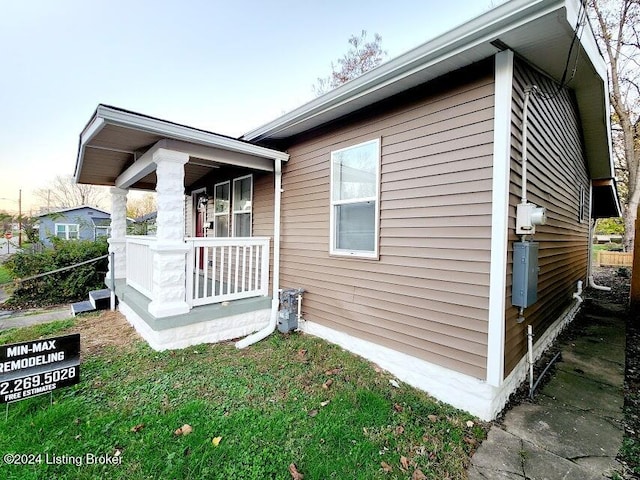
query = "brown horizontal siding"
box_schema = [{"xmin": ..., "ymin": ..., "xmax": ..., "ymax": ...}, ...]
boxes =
[
  {"xmin": 279, "ymin": 60, "xmax": 495, "ymax": 379},
  {"xmin": 504, "ymin": 60, "xmax": 590, "ymax": 376}
]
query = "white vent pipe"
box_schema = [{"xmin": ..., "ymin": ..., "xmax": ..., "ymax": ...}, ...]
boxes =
[{"xmin": 572, "ymin": 280, "xmax": 583, "ymax": 303}]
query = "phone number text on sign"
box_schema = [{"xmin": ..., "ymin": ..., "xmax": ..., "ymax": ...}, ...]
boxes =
[{"xmin": 0, "ymin": 366, "xmax": 78, "ymax": 402}]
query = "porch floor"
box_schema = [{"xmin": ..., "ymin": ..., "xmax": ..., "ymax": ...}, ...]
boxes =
[{"xmin": 113, "ymin": 279, "xmax": 271, "ymax": 332}]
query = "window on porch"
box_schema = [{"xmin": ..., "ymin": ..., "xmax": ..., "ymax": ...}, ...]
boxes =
[{"xmin": 233, "ymin": 175, "xmax": 252, "ymax": 237}]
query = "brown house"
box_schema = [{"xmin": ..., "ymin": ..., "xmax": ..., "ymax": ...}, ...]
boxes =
[{"xmin": 74, "ymin": 0, "xmax": 620, "ymax": 420}]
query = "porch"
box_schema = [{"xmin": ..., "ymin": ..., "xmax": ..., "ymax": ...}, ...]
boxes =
[
  {"xmin": 126, "ymin": 235, "xmax": 271, "ymax": 308},
  {"xmin": 74, "ymin": 105, "xmax": 288, "ymax": 350}
]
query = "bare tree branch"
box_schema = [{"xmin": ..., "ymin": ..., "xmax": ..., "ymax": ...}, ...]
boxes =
[
  {"xmin": 34, "ymin": 175, "xmax": 108, "ymax": 212},
  {"xmin": 313, "ymin": 31, "xmax": 387, "ymax": 96}
]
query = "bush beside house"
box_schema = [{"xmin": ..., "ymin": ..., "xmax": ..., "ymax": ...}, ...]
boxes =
[{"xmin": 4, "ymin": 237, "xmax": 108, "ymax": 308}]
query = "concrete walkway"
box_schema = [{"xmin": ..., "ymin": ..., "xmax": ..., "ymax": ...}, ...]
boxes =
[
  {"xmin": 0, "ymin": 285, "xmax": 72, "ymax": 331},
  {"xmin": 469, "ymin": 300, "xmax": 626, "ymax": 479}
]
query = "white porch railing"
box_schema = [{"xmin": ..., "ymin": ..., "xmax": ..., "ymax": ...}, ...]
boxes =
[
  {"xmin": 185, "ymin": 237, "xmax": 271, "ymax": 307},
  {"xmin": 125, "ymin": 236, "xmax": 155, "ymax": 299}
]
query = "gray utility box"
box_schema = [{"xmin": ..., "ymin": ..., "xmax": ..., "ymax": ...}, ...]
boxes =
[
  {"xmin": 278, "ymin": 288, "xmax": 304, "ymax": 333},
  {"xmin": 512, "ymin": 241, "xmax": 539, "ymax": 308}
]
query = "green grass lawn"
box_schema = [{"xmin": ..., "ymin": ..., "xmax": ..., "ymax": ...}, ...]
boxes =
[
  {"xmin": 0, "ymin": 316, "xmax": 486, "ymax": 479},
  {"xmin": 0, "ymin": 264, "xmax": 13, "ymax": 285}
]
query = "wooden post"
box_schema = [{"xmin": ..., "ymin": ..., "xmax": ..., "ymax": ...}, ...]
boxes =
[{"xmin": 631, "ymin": 204, "xmax": 640, "ymax": 308}]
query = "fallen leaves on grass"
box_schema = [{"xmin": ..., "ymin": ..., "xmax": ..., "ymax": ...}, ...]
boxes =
[
  {"xmin": 412, "ymin": 469, "xmax": 427, "ymax": 480},
  {"xmin": 289, "ymin": 463, "xmax": 304, "ymax": 479},
  {"xmin": 381, "ymin": 461, "xmax": 393, "ymax": 472},
  {"xmin": 393, "ymin": 403, "xmax": 403, "ymax": 413},
  {"xmin": 174, "ymin": 424, "xmax": 193, "ymax": 436},
  {"xmin": 130, "ymin": 423, "xmax": 145, "ymax": 433},
  {"xmin": 394, "ymin": 425, "xmax": 405, "ymax": 435},
  {"xmin": 320, "ymin": 400, "xmax": 330, "ymax": 407},
  {"xmin": 427, "ymin": 414, "xmax": 438, "ymax": 423},
  {"xmin": 322, "ymin": 379, "xmax": 333, "ymax": 389},
  {"xmin": 466, "ymin": 420, "xmax": 475, "ymax": 428},
  {"xmin": 212, "ymin": 436, "xmax": 222, "ymax": 446},
  {"xmin": 308, "ymin": 409, "xmax": 318, "ymax": 417},
  {"xmin": 389, "ymin": 379, "xmax": 400, "ymax": 388},
  {"xmin": 464, "ymin": 436, "xmax": 478, "ymax": 446}
]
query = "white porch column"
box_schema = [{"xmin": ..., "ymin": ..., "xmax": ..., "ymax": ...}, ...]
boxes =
[
  {"xmin": 107, "ymin": 187, "xmax": 129, "ymax": 286},
  {"xmin": 148, "ymin": 148, "xmax": 190, "ymax": 318}
]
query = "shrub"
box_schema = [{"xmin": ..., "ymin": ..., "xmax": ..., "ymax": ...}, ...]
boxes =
[{"xmin": 4, "ymin": 237, "xmax": 108, "ymax": 308}]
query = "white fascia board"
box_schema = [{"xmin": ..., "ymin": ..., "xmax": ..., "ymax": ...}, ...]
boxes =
[
  {"xmin": 97, "ymin": 105, "xmax": 289, "ymax": 162},
  {"xmin": 566, "ymin": 0, "xmax": 607, "ymax": 82},
  {"xmin": 244, "ymin": 0, "xmax": 564, "ymax": 141},
  {"xmin": 74, "ymin": 116, "xmax": 105, "ymax": 183},
  {"xmin": 564, "ymin": 0, "xmax": 615, "ymax": 180}
]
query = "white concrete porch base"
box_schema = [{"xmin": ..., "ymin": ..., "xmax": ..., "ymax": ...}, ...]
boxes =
[
  {"xmin": 119, "ymin": 301, "xmax": 270, "ymax": 351},
  {"xmin": 300, "ymin": 299, "xmax": 582, "ymax": 421}
]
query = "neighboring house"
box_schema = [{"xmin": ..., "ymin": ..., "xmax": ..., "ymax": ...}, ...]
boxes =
[
  {"xmin": 37, "ymin": 206, "xmax": 112, "ymax": 246},
  {"xmin": 72, "ymin": 0, "xmax": 620, "ymax": 420},
  {"xmin": 131, "ymin": 212, "xmax": 157, "ymax": 235}
]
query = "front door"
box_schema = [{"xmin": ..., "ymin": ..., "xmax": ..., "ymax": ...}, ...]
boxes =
[{"xmin": 194, "ymin": 190, "xmax": 208, "ymax": 269}]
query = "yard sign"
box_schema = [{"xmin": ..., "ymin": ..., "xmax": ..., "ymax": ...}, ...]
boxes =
[{"xmin": 0, "ymin": 334, "xmax": 80, "ymax": 403}]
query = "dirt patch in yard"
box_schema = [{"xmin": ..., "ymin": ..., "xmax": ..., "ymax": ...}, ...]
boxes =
[{"xmin": 72, "ymin": 310, "xmax": 141, "ymax": 356}]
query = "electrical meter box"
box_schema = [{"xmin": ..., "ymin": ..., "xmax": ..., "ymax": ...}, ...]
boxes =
[
  {"xmin": 512, "ymin": 242, "xmax": 539, "ymax": 308},
  {"xmin": 278, "ymin": 288, "xmax": 304, "ymax": 333}
]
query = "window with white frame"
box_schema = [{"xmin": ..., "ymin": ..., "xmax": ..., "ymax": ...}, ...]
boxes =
[
  {"xmin": 233, "ymin": 175, "xmax": 253, "ymax": 237},
  {"xmin": 95, "ymin": 226, "xmax": 110, "ymax": 237},
  {"xmin": 214, "ymin": 181, "xmax": 230, "ymax": 237},
  {"xmin": 330, "ymin": 139, "xmax": 380, "ymax": 258},
  {"xmin": 55, "ymin": 223, "xmax": 79, "ymax": 240}
]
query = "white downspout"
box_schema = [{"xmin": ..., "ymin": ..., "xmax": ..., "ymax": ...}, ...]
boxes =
[
  {"xmin": 236, "ymin": 159, "xmax": 282, "ymax": 349},
  {"xmin": 589, "ymin": 275, "xmax": 611, "ymax": 291}
]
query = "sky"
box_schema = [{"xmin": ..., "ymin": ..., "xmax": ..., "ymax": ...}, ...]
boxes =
[{"xmin": 0, "ymin": 0, "xmax": 497, "ymax": 213}]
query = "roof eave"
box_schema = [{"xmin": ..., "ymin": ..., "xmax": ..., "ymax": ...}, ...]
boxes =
[
  {"xmin": 74, "ymin": 105, "xmax": 290, "ymax": 185},
  {"xmin": 242, "ymin": 0, "xmax": 564, "ymax": 142}
]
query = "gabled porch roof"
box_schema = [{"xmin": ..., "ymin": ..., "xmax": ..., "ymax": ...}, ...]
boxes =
[{"xmin": 74, "ymin": 104, "xmax": 289, "ymax": 190}]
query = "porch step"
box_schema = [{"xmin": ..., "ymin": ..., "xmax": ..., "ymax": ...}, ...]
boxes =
[
  {"xmin": 71, "ymin": 300, "xmax": 95, "ymax": 317},
  {"xmin": 89, "ymin": 289, "xmax": 112, "ymax": 309},
  {"xmin": 71, "ymin": 289, "xmax": 115, "ymax": 317}
]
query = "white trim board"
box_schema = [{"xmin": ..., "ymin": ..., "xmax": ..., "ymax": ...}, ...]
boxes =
[
  {"xmin": 299, "ymin": 297, "xmax": 582, "ymax": 420},
  {"xmin": 486, "ymin": 49, "xmax": 514, "ymax": 387}
]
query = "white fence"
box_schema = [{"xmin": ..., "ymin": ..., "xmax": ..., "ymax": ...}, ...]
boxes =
[
  {"xmin": 125, "ymin": 236, "xmax": 155, "ymax": 299},
  {"xmin": 185, "ymin": 237, "xmax": 270, "ymax": 307}
]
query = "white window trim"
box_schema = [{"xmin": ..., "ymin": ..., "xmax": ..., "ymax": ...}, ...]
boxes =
[
  {"xmin": 329, "ymin": 138, "xmax": 381, "ymax": 259},
  {"xmin": 95, "ymin": 226, "xmax": 110, "ymax": 237},
  {"xmin": 214, "ymin": 180, "xmax": 231, "ymax": 237},
  {"xmin": 232, "ymin": 174, "xmax": 253, "ymax": 237},
  {"xmin": 579, "ymin": 184, "xmax": 586, "ymax": 223},
  {"xmin": 55, "ymin": 223, "xmax": 80, "ymax": 240}
]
